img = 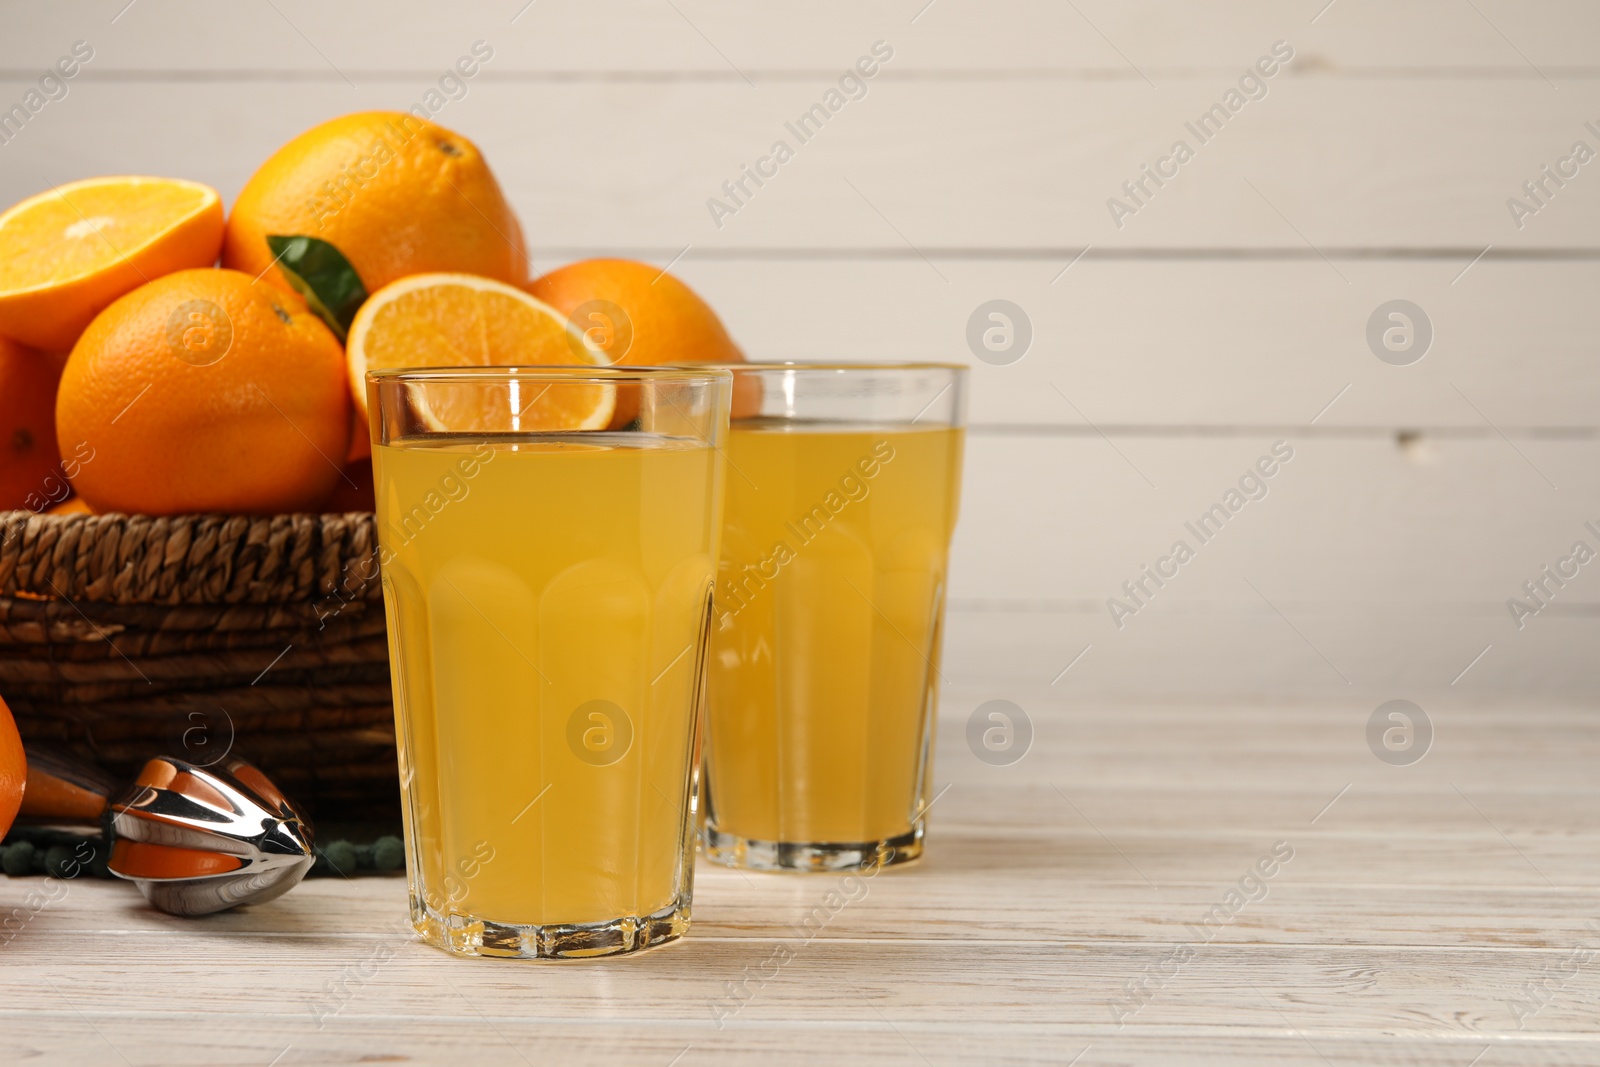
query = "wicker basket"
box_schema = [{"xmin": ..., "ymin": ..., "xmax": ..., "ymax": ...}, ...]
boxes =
[{"xmin": 0, "ymin": 510, "xmax": 398, "ymax": 820}]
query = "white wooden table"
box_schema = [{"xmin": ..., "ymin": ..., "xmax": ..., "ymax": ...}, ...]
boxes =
[{"xmin": 5, "ymin": 691, "xmax": 1596, "ymax": 1065}]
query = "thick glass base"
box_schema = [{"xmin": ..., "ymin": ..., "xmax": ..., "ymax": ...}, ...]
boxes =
[
  {"xmin": 410, "ymin": 895, "xmax": 691, "ymax": 959},
  {"xmin": 702, "ymin": 821, "xmax": 923, "ymax": 872}
]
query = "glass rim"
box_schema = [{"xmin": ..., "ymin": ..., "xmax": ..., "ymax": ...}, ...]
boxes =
[
  {"xmin": 692, "ymin": 361, "xmax": 966, "ymax": 374},
  {"xmin": 366, "ymin": 364, "xmax": 734, "ymax": 385}
]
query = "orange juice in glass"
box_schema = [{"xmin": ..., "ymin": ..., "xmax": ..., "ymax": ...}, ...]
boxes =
[
  {"xmin": 370, "ymin": 366, "xmax": 730, "ymax": 958},
  {"xmin": 703, "ymin": 363, "xmax": 966, "ymax": 871}
]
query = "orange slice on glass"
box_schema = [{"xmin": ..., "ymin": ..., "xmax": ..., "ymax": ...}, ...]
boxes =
[
  {"xmin": 0, "ymin": 176, "xmax": 225, "ymax": 352},
  {"xmin": 348, "ymin": 272, "xmax": 613, "ymax": 437}
]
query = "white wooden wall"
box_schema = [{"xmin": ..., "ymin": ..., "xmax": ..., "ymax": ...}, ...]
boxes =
[{"xmin": 4, "ymin": 1, "xmax": 1597, "ymax": 701}]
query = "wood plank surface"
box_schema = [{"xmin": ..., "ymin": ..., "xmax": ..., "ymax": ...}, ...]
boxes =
[
  {"xmin": 2, "ymin": 701, "xmax": 1596, "ymax": 1065},
  {"xmin": 5, "ymin": 78, "xmax": 1600, "ymax": 251},
  {"xmin": 944, "ymin": 606, "xmax": 1600, "ymax": 700},
  {"xmin": 686, "ymin": 259, "xmax": 1600, "ymax": 430},
  {"xmin": 949, "ymin": 435, "xmax": 1600, "ymax": 604},
  {"xmin": 4, "ymin": 0, "xmax": 1600, "ymax": 74}
]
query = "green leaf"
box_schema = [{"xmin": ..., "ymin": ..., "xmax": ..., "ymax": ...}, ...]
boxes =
[{"xmin": 266, "ymin": 235, "xmax": 368, "ymax": 342}]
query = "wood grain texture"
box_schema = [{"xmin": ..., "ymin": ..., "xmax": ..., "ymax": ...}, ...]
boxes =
[
  {"xmin": 4, "ymin": 78, "xmax": 1600, "ymax": 251},
  {"xmin": 1, "ymin": 702, "xmax": 1596, "ymax": 1065},
  {"xmin": 949, "ymin": 434, "xmax": 1600, "ymax": 603},
  {"xmin": 681, "ymin": 259, "xmax": 1600, "ymax": 430},
  {"xmin": 3, "ymin": 0, "xmax": 1600, "ymax": 73},
  {"xmin": 943, "ymin": 605, "xmax": 1600, "ymax": 699}
]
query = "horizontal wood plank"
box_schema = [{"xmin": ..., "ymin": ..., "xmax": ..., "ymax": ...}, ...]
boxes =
[
  {"xmin": 3, "ymin": 79, "xmax": 1600, "ymax": 251},
  {"xmin": 675, "ymin": 259, "xmax": 1600, "ymax": 430},
  {"xmin": 3, "ymin": 0, "xmax": 1600, "ymax": 75},
  {"xmin": 8, "ymin": 1014, "xmax": 1597, "ymax": 1067},
  {"xmin": 8, "ymin": 932, "xmax": 1600, "ymax": 1029},
  {"xmin": 943, "ymin": 604, "xmax": 1600, "ymax": 698},
  {"xmin": 948, "ymin": 434, "xmax": 1600, "ymax": 605}
]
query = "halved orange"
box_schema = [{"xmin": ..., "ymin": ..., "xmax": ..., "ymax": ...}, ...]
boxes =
[
  {"xmin": 0, "ymin": 177, "xmax": 224, "ymax": 352},
  {"xmin": 347, "ymin": 272, "xmax": 613, "ymax": 439}
]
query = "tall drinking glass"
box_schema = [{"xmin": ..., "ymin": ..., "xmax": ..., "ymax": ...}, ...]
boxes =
[
  {"xmin": 703, "ymin": 363, "xmax": 967, "ymax": 871},
  {"xmin": 369, "ymin": 366, "xmax": 731, "ymax": 958}
]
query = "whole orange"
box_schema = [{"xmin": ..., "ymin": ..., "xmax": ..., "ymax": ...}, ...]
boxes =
[
  {"xmin": 56, "ymin": 269, "xmax": 350, "ymax": 515},
  {"xmin": 0, "ymin": 337, "xmax": 66, "ymax": 512},
  {"xmin": 526, "ymin": 258, "xmax": 743, "ymax": 368},
  {"xmin": 223, "ymin": 111, "xmax": 527, "ymax": 296},
  {"xmin": 0, "ymin": 695, "xmax": 23, "ymax": 842},
  {"xmin": 526, "ymin": 258, "xmax": 744, "ymax": 425}
]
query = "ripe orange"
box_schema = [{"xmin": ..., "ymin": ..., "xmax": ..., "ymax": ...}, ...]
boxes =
[
  {"xmin": 526, "ymin": 258, "xmax": 743, "ymax": 368},
  {"xmin": 0, "ymin": 337, "xmax": 65, "ymax": 512},
  {"xmin": 0, "ymin": 176, "xmax": 224, "ymax": 353},
  {"xmin": 47, "ymin": 497, "xmax": 94, "ymax": 516},
  {"xmin": 0, "ymin": 695, "xmax": 23, "ymax": 842},
  {"xmin": 223, "ymin": 112, "xmax": 527, "ymax": 298},
  {"xmin": 56, "ymin": 269, "xmax": 351, "ymax": 515},
  {"xmin": 525, "ymin": 258, "xmax": 744, "ymax": 424},
  {"xmin": 347, "ymin": 273, "xmax": 611, "ymax": 437}
]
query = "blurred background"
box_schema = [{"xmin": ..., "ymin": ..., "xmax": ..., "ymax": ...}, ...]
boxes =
[{"xmin": 4, "ymin": 0, "xmax": 1595, "ymax": 706}]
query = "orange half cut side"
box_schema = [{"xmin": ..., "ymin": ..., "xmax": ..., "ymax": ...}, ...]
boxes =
[
  {"xmin": 348, "ymin": 272, "xmax": 613, "ymax": 435},
  {"xmin": 0, "ymin": 176, "xmax": 224, "ymax": 351}
]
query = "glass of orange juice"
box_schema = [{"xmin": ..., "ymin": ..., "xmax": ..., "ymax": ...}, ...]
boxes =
[
  {"xmin": 369, "ymin": 366, "xmax": 731, "ymax": 958},
  {"xmin": 703, "ymin": 363, "xmax": 967, "ymax": 871}
]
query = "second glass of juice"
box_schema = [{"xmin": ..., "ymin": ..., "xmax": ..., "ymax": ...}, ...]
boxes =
[
  {"xmin": 370, "ymin": 366, "xmax": 730, "ymax": 958},
  {"xmin": 703, "ymin": 363, "xmax": 967, "ymax": 871}
]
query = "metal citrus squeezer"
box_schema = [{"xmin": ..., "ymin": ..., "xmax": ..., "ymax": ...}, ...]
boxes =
[{"xmin": 106, "ymin": 756, "xmax": 315, "ymax": 916}]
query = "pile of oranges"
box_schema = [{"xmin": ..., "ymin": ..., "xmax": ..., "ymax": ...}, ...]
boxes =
[{"xmin": 0, "ymin": 110, "xmax": 744, "ymax": 516}]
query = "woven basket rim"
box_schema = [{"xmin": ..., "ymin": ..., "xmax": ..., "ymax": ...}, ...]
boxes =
[{"xmin": 0, "ymin": 510, "xmax": 382, "ymax": 607}]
